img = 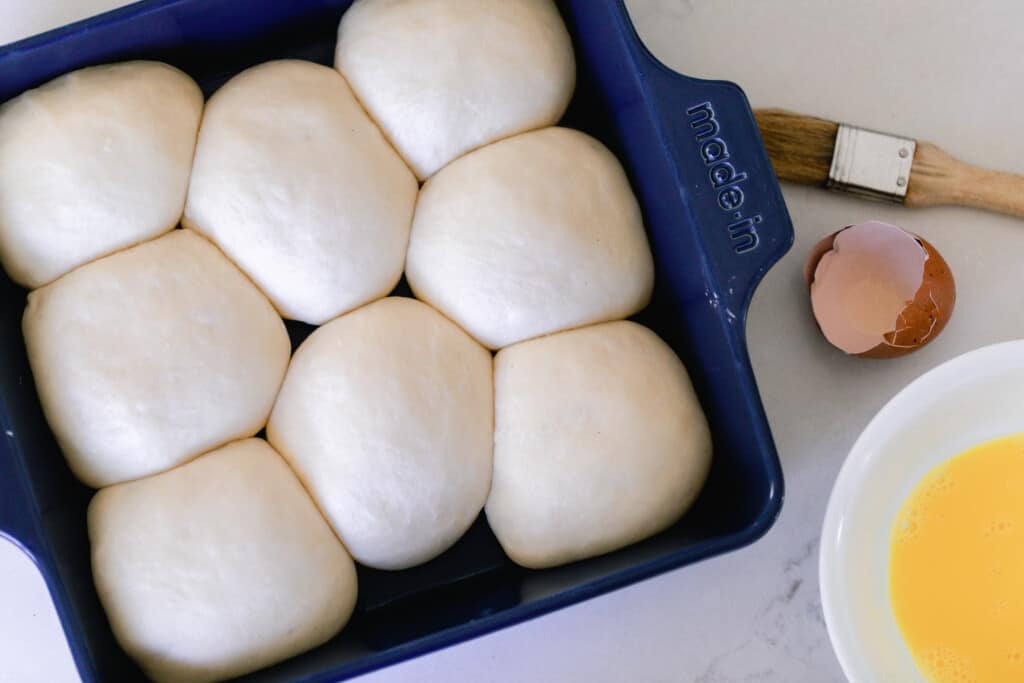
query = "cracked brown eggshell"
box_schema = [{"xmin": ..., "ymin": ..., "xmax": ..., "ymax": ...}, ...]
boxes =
[{"xmin": 806, "ymin": 221, "xmax": 956, "ymax": 359}]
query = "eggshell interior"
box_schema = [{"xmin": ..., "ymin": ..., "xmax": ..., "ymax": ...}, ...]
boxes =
[
  {"xmin": 810, "ymin": 221, "xmax": 928, "ymax": 355},
  {"xmin": 868, "ymin": 237, "xmax": 955, "ymax": 359}
]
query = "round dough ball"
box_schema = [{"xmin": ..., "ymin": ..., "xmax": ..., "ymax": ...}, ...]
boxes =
[
  {"xmin": 184, "ymin": 60, "xmax": 417, "ymax": 325},
  {"xmin": 486, "ymin": 321, "xmax": 712, "ymax": 569},
  {"xmin": 89, "ymin": 438, "xmax": 358, "ymax": 683},
  {"xmin": 335, "ymin": 0, "xmax": 575, "ymax": 180},
  {"xmin": 0, "ymin": 61, "xmax": 202, "ymax": 288},
  {"xmin": 406, "ymin": 127, "xmax": 654, "ymax": 350},
  {"xmin": 23, "ymin": 230, "xmax": 290, "ymax": 488},
  {"xmin": 268, "ymin": 297, "xmax": 493, "ymax": 570}
]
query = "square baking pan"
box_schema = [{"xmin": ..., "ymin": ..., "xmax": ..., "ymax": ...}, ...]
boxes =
[{"xmin": 0, "ymin": 1, "xmax": 794, "ymax": 681}]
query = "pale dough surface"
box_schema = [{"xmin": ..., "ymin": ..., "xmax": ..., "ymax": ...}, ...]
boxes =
[
  {"xmin": 89, "ymin": 438, "xmax": 357, "ymax": 683},
  {"xmin": 184, "ymin": 59, "xmax": 417, "ymax": 325},
  {"xmin": 268, "ymin": 297, "xmax": 493, "ymax": 570},
  {"xmin": 406, "ymin": 127, "xmax": 654, "ymax": 350},
  {"xmin": 0, "ymin": 61, "xmax": 202, "ymax": 288},
  {"xmin": 486, "ymin": 321, "xmax": 712, "ymax": 569},
  {"xmin": 23, "ymin": 230, "xmax": 290, "ymax": 488},
  {"xmin": 335, "ymin": 0, "xmax": 575, "ymax": 180}
]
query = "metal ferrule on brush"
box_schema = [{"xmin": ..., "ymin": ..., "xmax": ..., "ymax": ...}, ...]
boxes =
[{"xmin": 827, "ymin": 124, "xmax": 917, "ymax": 202}]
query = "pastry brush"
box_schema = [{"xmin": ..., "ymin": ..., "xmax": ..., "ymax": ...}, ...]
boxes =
[{"xmin": 753, "ymin": 108, "xmax": 1024, "ymax": 218}]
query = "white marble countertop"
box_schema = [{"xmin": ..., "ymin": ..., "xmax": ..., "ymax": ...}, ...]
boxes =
[{"xmin": 2, "ymin": 1, "xmax": 1023, "ymax": 682}]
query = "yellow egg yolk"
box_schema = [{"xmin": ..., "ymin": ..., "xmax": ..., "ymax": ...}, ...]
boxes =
[{"xmin": 890, "ymin": 433, "xmax": 1024, "ymax": 682}]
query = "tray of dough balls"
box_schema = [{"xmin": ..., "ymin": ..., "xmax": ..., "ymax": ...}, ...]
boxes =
[{"xmin": 0, "ymin": 1, "xmax": 794, "ymax": 681}]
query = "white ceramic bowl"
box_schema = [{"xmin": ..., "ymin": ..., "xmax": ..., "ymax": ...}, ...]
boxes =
[{"xmin": 819, "ymin": 340, "xmax": 1024, "ymax": 683}]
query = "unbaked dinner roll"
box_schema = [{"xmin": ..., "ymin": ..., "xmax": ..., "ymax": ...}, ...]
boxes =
[
  {"xmin": 184, "ymin": 60, "xmax": 417, "ymax": 325},
  {"xmin": 406, "ymin": 127, "xmax": 654, "ymax": 350},
  {"xmin": 0, "ymin": 61, "xmax": 202, "ymax": 288},
  {"xmin": 23, "ymin": 230, "xmax": 289, "ymax": 488},
  {"xmin": 486, "ymin": 321, "xmax": 712, "ymax": 569},
  {"xmin": 335, "ymin": 0, "xmax": 575, "ymax": 180},
  {"xmin": 268, "ymin": 297, "xmax": 493, "ymax": 570},
  {"xmin": 89, "ymin": 438, "xmax": 358, "ymax": 683}
]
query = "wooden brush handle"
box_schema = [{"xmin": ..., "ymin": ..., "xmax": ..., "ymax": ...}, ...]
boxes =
[{"xmin": 906, "ymin": 141, "xmax": 1024, "ymax": 217}]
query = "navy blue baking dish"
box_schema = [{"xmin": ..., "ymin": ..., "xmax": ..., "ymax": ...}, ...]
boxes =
[{"xmin": 0, "ymin": 1, "xmax": 793, "ymax": 680}]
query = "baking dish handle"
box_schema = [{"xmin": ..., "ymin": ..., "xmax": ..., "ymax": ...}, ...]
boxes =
[
  {"xmin": 645, "ymin": 68, "xmax": 794, "ymax": 316},
  {"xmin": 0, "ymin": 432, "xmax": 42, "ymax": 554}
]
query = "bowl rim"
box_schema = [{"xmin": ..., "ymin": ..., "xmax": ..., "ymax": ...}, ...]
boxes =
[{"xmin": 818, "ymin": 339, "xmax": 1024, "ymax": 683}]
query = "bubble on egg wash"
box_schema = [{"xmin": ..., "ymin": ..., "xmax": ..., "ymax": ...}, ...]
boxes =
[
  {"xmin": 990, "ymin": 597, "xmax": 1009, "ymax": 617},
  {"xmin": 925, "ymin": 470, "xmax": 955, "ymax": 496},
  {"xmin": 893, "ymin": 510, "xmax": 919, "ymax": 544},
  {"xmin": 983, "ymin": 518, "xmax": 1015, "ymax": 537},
  {"xmin": 920, "ymin": 645, "xmax": 978, "ymax": 683}
]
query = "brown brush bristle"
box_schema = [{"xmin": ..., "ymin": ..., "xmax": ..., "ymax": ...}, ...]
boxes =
[{"xmin": 754, "ymin": 108, "xmax": 838, "ymax": 185}]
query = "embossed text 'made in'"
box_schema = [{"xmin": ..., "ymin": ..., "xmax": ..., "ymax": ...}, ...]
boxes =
[{"xmin": 685, "ymin": 102, "xmax": 760, "ymax": 254}]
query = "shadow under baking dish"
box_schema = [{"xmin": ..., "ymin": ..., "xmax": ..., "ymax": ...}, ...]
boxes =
[{"xmin": 0, "ymin": 1, "xmax": 794, "ymax": 681}]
